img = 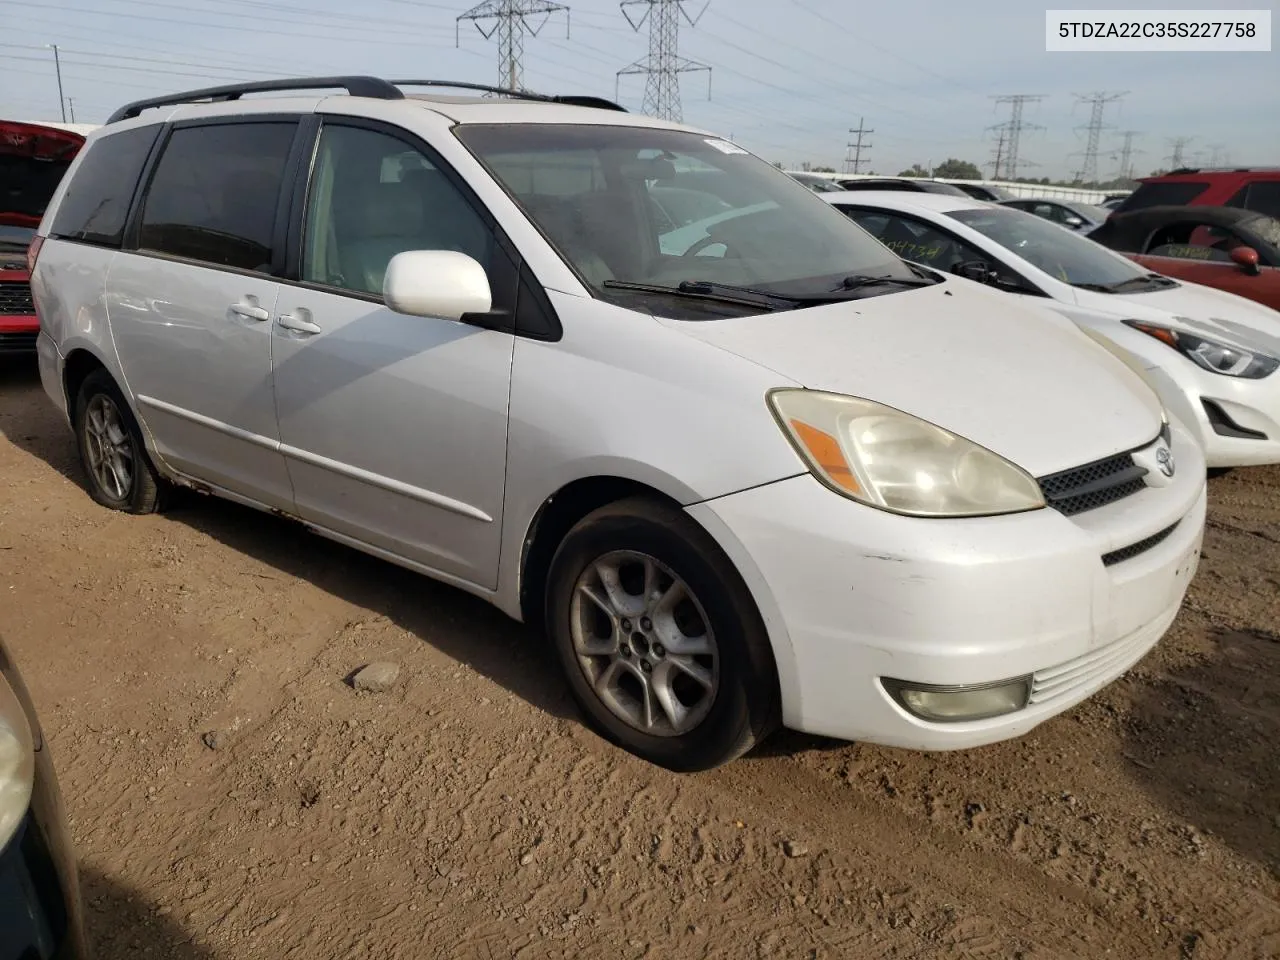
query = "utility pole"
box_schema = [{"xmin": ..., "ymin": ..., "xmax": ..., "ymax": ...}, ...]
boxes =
[
  {"xmin": 844, "ymin": 117, "xmax": 873, "ymax": 174},
  {"xmin": 616, "ymin": 0, "xmax": 711, "ymax": 122},
  {"xmin": 66, "ymin": 97, "xmax": 76, "ymax": 122},
  {"xmin": 457, "ymin": 0, "xmax": 570, "ymax": 91},
  {"xmin": 989, "ymin": 94, "xmax": 1045, "ymax": 181},
  {"xmin": 1112, "ymin": 130, "xmax": 1142, "ymax": 180},
  {"xmin": 47, "ymin": 44, "xmax": 66, "ymax": 122},
  {"xmin": 987, "ymin": 123, "xmax": 1008, "ymax": 179},
  {"xmin": 1167, "ymin": 136, "xmax": 1194, "ymax": 170},
  {"xmin": 1208, "ymin": 143, "xmax": 1229, "ymax": 166},
  {"xmin": 1071, "ymin": 91, "xmax": 1126, "ymax": 184}
]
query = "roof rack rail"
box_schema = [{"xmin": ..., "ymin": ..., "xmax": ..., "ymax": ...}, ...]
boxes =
[
  {"xmin": 389, "ymin": 79, "xmax": 627, "ymax": 112},
  {"xmin": 105, "ymin": 76, "xmax": 404, "ymax": 124}
]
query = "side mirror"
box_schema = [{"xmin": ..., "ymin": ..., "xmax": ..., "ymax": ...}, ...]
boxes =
[
  {"xmin": 952, "ymin": 260, "xmax": 996, "ymax": 284},
  {"xmin": 383, "ymin": 250, "xmax": 493, "ymax": 323},
  {"xmin": 1230, "ymin": 245, "xmax": 1261, "ymax": 275},
  {"xmin": 1063, "ymin": 216, "xmax": 1085, "ymax": 229}
]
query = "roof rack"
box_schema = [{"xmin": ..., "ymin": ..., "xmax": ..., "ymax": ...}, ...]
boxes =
[
  {"xmin": 389, "ymin": 80, "xmax": 627, "ymax": 112},
  {"xmin": 105, "ymin": 76, "xmax": 403, "ymax": 124}
]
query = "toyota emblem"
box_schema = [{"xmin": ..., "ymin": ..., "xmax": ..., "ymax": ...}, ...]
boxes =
[{"xmin": 1156, "ymin": 446, "xmax": 1175, "ymax": 478}]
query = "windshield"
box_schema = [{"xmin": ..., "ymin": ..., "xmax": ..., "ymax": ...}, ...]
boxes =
[
  {"xmin": 948, "ymin": 206, "xmax": 1151, "ymax": 289},
  {"xmin": 0, "ymin": 223, "xmax": 36, "ymax": 255},
  {"xmin": 455, "ymin": 124, "xmax": 918, "ymax": 316},
  {"xmin": 1244, "ymin": 213, "xmax": 1280, "ymax": 250}
]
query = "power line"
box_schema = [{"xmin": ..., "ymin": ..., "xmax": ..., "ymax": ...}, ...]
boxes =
[
  {"xmin": 617, "ymin": 0, "xmax": 710, "ymax": 122},
  {"xmin": 988, "ymin": 94, "xmax": 1045, "ymax": 181},
  {"xmin": 844, "ymin": 117, "xmax": 873, "ymax": 174},
  {"xmin": 456, "ymin": 0, "xmax": 570, "ymax": 91},
  {"xmin": 1070, "ymin": 91, "xmax": 1126, "ymax": 183}
]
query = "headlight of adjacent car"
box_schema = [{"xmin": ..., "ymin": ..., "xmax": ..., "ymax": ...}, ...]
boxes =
[
  {"xmin": 768, "ymin": 389, "xmax": 1046, "ymax": 517},
  {"xmin": 1123, "ymin": 320, "xmax": 1280, "ymax": 379},
  {"xmin": 0, "ymin": 675, "xmax": 35, "ymax": 849}
]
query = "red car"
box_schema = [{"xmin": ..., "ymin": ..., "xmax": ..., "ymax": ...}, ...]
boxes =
[
  {"xmin": 1112, "ymin": 166, "xmax": 1280, "ymax": 220},
  {"xmin": 1, "ymin": 120, "xmax": 86, "ymax": 353},
  {"xmin": 1087, "ymin": 205, "xmax": 1280, "ymax": 313}
]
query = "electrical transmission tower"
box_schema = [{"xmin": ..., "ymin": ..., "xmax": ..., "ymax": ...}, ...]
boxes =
[
  {"xmin": 1071, "ymin": 91, "xmax": 1126, "ymax": 184},
  {"xmin": 616, "ymin": 0, "xmax": 711, "ymax": 122},
  {"xmin": 844, "ymin": 117, "xmax": 873, "ymax": 174},
  {"xmin": 1112, "ymin": 130, "xmax": 1143, "ymax": 180},
  {"xmin": 989, "ymin": 94, "xmax": 1045, "ymax": 181},
  {"xmin": 457, "ymin": 0, "xmax": 570, "ymax": 91},
  {"xmin": 1208, "ymin": 143, "xmax": 1230, "ymax": 166},
  {"xmin": 1166, "ymin": 136, "xmax": 1194, "ymax": 170}
]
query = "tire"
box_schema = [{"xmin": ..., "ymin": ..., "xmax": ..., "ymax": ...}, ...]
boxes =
[
  {"xmin": 545, "ymin": 496, "xmax": 780, "ymax": 772},
  {"xmin": 73, "ymin": 369, "xmax": 168, "ymax": 514}
]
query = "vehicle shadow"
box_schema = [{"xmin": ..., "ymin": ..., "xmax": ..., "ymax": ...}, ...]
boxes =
[
  {"xmin": 0, "ymin": 360, "xmax": 579, "ymax": 724},
  {"xmin": 1122, "ymin": 625, "xmax": 1280, "ymax": 873},
  {"xmin": 80, "ymin": 867, "xmax": 217, "ymax": 959}
]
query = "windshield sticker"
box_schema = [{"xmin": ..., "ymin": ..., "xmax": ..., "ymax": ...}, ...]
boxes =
[{"xmin": 704, "ymin": 138, "xmax": 748, "ymax": 155}]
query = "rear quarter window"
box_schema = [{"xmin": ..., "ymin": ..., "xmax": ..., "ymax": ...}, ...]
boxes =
[
  {"xmin": 48, "ymin": 125, "xmax": 160, "ymax": 247},
  {"xmin": 1117, "ymin": 180, "xmax": 1208, "ymax": 212}
]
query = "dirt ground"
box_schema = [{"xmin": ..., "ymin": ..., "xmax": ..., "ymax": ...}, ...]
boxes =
[{"xmin": 1, "ymin": 356, "xmax": 1277, "ymax": 960}]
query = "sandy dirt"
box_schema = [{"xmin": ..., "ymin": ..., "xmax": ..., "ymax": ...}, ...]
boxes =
[{"xmin": 1, "ymin": 357, "xmax": 1277, "ymax": 960}]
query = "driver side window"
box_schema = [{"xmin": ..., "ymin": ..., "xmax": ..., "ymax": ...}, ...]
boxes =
[{"xmin": 302, "ymin": 123, "xmax": 495, "ymax": 298}]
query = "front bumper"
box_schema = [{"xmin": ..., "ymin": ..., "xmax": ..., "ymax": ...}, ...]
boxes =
[
  {"xmin": 689, "ymin": 422, "xmax": 1206, "ymax": 750},
  {"xmin": 0, "ymin": 316, "xmax": 39, "ymax": 355},
  {"xmin": 1148, "ymin": 363, "xmax": 1280, "ymax": 468}
]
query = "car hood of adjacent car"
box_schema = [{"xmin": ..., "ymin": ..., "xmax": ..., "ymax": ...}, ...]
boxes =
[
  {"xmin": 1077, "ymin": 279, "xmax": 1280, "ymax": 358},
  {"xmin": 662, "ymin": 278, "xmax": 1164, "ymax": 479}
]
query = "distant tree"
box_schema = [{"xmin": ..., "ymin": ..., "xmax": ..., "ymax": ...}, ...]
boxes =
[
  {"xmin": 811, "ymin": 165, "xmax": 837, "ymax": 173},
  {"xmin": 897, "ymin": 163, "xmax": 930, "ymax": 178},
  {"xmin": 932, "ymin": 158, "xmax": 983, "ymax": 180}
]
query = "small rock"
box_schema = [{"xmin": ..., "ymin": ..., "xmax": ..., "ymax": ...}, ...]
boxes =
[
  {"xmin": 520, "ymin": 851, "xmax": 534, "ymax": 866},
  {"xmin": 351, "ymin": 662, "xmax": 400, "ymax": 693},
  {"xmin": 201, "ymin": 731, "xmax": 222, "ymax": 751},
  {"xmin": 782, "ymin": 839, "xmax": 809, "ymax": 858}
]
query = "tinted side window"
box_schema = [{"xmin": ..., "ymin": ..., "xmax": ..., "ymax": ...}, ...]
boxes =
[
  {"xmin": 138, "ymin": 122, "xmax": 296, "ymax": 272},
  {"xmin": 48, "ymin": 125, "xmax": 160, "ymax": 247},
  {"xmin": 1242, "ymin": 182, "xmax": 1280, "ymax": 220},
  {"xmin": 302, "ymin": 124, "xmax": 495, "ymax": 297},
  {"xmin": 1118, "ymin": 181, "xmax": 1208, "ymax": 212}
]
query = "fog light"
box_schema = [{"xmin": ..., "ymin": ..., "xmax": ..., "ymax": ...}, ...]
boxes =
[{"xmin": 881, "ymin": 676, "xmax": 1031, "ymax": 723}]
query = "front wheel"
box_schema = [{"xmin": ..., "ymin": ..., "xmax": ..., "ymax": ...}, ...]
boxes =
[
  {"xmin": 73, "ymin": 369, "xmax": 168, "ymax": 514},
  {"xmin": 545, "ymin": 497, "xmax": 780, "ymax": 772}
]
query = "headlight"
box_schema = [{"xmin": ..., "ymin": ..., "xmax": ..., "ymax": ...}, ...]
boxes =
[
  {"xmin": 1124, "ymin": 320, "xmax": 1279, "ymax": 379},
  {"xmin": 0, "ymin": 675, "xmax": 35, "ymax": 850},
  {"xmin": 768, "ymin": 389, "xmax": 1046, "ymax": 517}
]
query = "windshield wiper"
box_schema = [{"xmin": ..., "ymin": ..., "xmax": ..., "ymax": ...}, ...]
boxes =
[
  {"xmin": 830, "ymin": 273, "xmax": 936, "ymax": 293},
  {"xmin": 1073, "ymin": 274, "xmax": 1178, "ymax": 294},
  {"xmin": 1107, "ymin": 273, "xmax": 1179, "ymax": 292},
  {"xmin": 601, "ymin": 279, "xmax": 795, "ymax": 310}
]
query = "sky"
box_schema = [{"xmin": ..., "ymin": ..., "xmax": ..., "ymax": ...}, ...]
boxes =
[{"xmin": 3, "ymin": 0, "xmax": 1277, "ymax": 180}]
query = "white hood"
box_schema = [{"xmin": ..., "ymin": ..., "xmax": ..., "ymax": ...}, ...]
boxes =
[
  {"xmin": 663, "ymin": 278, "xmax": 1164, "ymax": 478},
  {"xmin": 1078, "ymin": 279, "xmax": 1280, "ymax": 357}
]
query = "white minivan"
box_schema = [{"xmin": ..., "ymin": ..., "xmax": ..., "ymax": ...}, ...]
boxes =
[{"xmin": 31, "ymin": 77, "xmax": 1205, "ymax": 771}]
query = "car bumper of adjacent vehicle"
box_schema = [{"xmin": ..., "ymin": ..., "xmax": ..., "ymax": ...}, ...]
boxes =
[
  {"xmin": 0, "ymin": 744, "xmax": 85, "ymax": 960},
  {"xmin": 1147, "ymin": 364, "xmax": 1280, "ymax": 468},
  {"xmin": 0, "ymin": 316, "xmax": 39, "ymax": 355},
  {"xmin": 688, "ymin": 422, "xmax": 1206, "ymax": 750}
]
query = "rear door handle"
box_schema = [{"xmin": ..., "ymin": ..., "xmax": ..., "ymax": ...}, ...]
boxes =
[
  {"xmin": 277, "ymin": 311, "xmax": 322, "ymax": 335},
  {"xmin": 229, "ymin": 301, "xmax": 270, "ymax": 322}
]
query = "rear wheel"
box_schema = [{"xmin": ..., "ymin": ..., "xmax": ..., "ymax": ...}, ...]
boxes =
[
  {"xmin": 73, "ymin": 370, "xmax": 168, "ymax": 514},
  {"xmin": 545, "ymin": 497, "xmax": 779, "ymax": 772}
]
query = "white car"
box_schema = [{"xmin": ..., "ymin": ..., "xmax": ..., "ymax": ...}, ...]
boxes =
[
  {"xmin": 32, "ymin": 76, "xmax": 1205, "ymax": 771},
  {"xmin": 824, "ymin": 191, "xmax": 1280, "ymax": 468}
]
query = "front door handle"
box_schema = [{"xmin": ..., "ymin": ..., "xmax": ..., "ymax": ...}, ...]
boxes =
[
  {"xmin": 278, "ymin": 311, "xmax": 322, "ymax": 335},
  {"xmin": 229, "ymin": 301, "xmax": 270, "ymax": 322}
]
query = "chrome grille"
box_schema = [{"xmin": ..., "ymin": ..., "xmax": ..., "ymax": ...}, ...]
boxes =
[{"xmin": 0, "ymin": 281, "xmax": 34, "ymax": 316}]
